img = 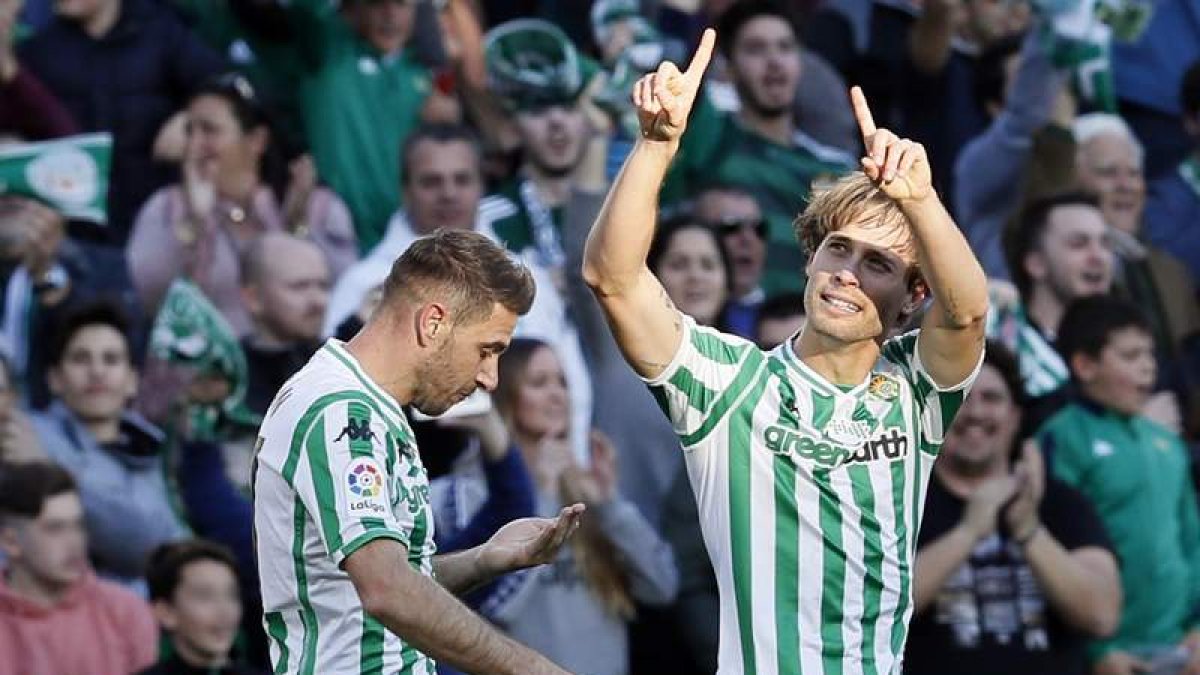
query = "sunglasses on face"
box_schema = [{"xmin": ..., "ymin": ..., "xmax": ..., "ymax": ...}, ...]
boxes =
[{"xmin": 705, "ymin": 216, "xmax": 767, "ymax": 239}]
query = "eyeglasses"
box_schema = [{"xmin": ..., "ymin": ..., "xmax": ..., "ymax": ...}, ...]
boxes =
[{"xmin": 704, "ymin": 216, "xmax": 767, "ymax": 239}]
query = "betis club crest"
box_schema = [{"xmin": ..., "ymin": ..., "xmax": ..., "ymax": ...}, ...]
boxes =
[{"xmin": 867, "ymin": 374, "xmax": 899, "ymax": 401}]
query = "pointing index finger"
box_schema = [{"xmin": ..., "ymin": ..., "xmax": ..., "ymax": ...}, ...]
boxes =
[
  {"xmin": 684, "ymin": 28, "xmax": 717, "ymax": 82},
  {"xmin": 850, "ymin": 86, "xmax": 877, "ymax": 142}
]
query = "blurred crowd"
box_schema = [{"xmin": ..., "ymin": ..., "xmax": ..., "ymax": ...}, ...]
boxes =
[{"xmin": 0, "ymin": 0, "xmax": 1197, "ymax": 673}]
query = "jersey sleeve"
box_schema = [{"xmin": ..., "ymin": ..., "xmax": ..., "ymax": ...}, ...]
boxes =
[
  {"xmin": 879, "ymin": 329, "xmax": 983, "ymax": 451},
  {"xmin": 642, "ymin": 312, "xmax": 766, "ymax": 447},
  {"xmin": 286, "ymin": 395, "xmax": 410, "ymax": 565}
]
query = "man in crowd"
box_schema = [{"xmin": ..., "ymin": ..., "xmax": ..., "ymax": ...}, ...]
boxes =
[
  {"xmin": 1039, "ymin": 296, "xmax": 1200, "ymax": 675},
  {"xmin": 0, "ymin": 460, "xmax": 157, "ymax": 674},
  {"xmin": 693, "ymin": 183, "xmax": 767, "ymax": 339},
  {"xmin": 240, "ymin": 232, "xmax": 330, "ymax": 416},
  {"xmin": 906, "ymin": 343, "xmax": 1119, "ymax": 675},
  {"xmin": 31, "ymin": 300, "xmax": 185, "ymax": 587}
]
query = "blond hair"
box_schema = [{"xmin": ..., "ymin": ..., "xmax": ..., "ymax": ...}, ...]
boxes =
[{"xmin": 793, "ymin": 172, "xmax": 921, "ymax": 283}]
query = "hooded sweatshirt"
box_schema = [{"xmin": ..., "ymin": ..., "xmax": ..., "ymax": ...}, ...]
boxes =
[{"xmin": 0, "ymin": 567, "xmax": 158, "ymax": 675}]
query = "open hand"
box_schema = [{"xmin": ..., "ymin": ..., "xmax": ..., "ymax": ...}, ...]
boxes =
[
  {"xmin": 479, "ymin": 504, "xmax": 586, "ymax": 573},
  {"xmin": 851, "ymin": 86, "xmax": 933, "ymax": 202},
  {"xmin": 632, "ymin": 28, "xmax": 715, "ymax": 143},
  {"xmin": 1004, "ymin": 440, "xmax": 1045, "ymax": 543}
]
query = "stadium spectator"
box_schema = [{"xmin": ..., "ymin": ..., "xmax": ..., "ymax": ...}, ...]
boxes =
[
  {"xmin": 31, "ymin": 300, "xmax": 186, "ymax": 587},
  {"xmin": 139, "ymin": 539, "xmax": 261, "ymax": 674},
  {"xmin": 17, "ymin": 0, "xmax": 225, "ymax": 243},
  {"xmin": 129, "ymin": 76, "xmax": 354, "ymax": 337},
  {"xmin": 661, "ymin": 0, "xmax": 854, "ymax": 295},
  {"xmin": 277, "ymin": 0, "xmax": 457, "ymax": 251},
  {"xmin": 0, "ymin": 0, "xmax": 77, "ymax": 141},
  {"xmin": 0, "ymin": 460, "xmax": 158, "ymax": 675},
  {"xmin": 239, "ymin": 232, "xmax": 329, "ymax": 416},
  {"xmin": 953, "ymin": 26, "xmax": 1069, "ymax": 280},
  {"xmin": 905, "ymin": 342, "xmax": 1120, "ymax": 675},
  {"xmin": 693, "ymin": 183, "xmax": 767, "ymax": 338},
  {"xmin": 1038, "ymin": 296, "xmax": 1200, "ymax": 675},
  {"xmin": 987, "ymin": 193, "xmax": 1114, "ymax": 401},
  {"xmin": 458, "ymin": 339, "xmax": 677, "ymax": 675}
]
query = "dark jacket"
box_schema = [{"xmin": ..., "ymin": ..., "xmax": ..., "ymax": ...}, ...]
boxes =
[{"xmin": 18, "ymin": 0, "xmax": 225, "ymax": 242}]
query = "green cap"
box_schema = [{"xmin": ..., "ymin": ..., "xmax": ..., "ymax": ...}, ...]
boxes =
[
  {"xmin": 0, "ymin": 133, "xmax": 112, "ymax": 224},
  {"xmin": 150, "ymin": 279, "xmax": 260, "ymax": 435},
  {"xmin": 485, "ymin": 18, "xmax": 586, "ymax": 110}
]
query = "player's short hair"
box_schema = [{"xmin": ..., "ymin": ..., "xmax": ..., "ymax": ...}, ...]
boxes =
[
  {"xmin": 47, "ymin": 299, "xmax": 134, "ymax": 368},
  {"xmin": 0, "ymin": 461, "xmax": 77, "ymax": 524},
  {"xmin": 793, "ymin": 172, "xmax": 921, "ymax": 284},
  {"xmin": 716, "ymin": 0, "xmax": 799, "ymax": 57},
  {"xmin": 146, "ymin": 538, "xmax": 240, "ymax": 603},
  {"xmin": 400, "ymin": 124, "xmax": 483, "ymax": 186},
  {"xmin": 1057, "ymin": 295, "xmax": 1151, "ymax": 370},
  {"xmin": 1182, "ymin": 60, "xmax": 1200, "ymax": 118},
  {"xmin": 382, "ymin": 229, "xmax": 535, "ymax": 326},
  {"xmin": 1004, "ymin": 191, "xmax": 1101, "ymax": 300}
]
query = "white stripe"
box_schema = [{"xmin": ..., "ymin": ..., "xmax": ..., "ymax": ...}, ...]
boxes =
[
  {"xmin": 748, "ymin": 394, "xmax": 780, "ymax": 675},
  {"xmin": 832, "ymin": 468, "xmax": 866, "ymax": 675}
]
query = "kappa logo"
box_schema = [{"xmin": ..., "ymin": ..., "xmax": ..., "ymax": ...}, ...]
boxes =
[
  {"xmin": 765, "ymin": 425, "xmax": 908, "ymax": 468},
  {"xmin": 336, "ymin": 417, "xmax": 375, "ymax": 443}
]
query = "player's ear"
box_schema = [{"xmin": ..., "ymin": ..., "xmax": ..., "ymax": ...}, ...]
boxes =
[{"xmin": 415, "ymin": 303, "xmax": 448, "ymax": 348}]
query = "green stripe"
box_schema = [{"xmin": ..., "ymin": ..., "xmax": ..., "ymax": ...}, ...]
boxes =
[
  {"xmin": 282, "ymin": 392, "xmax": 399, "ymax": 485},
  {"xmin": 292, "ymin": 498, "xmax": 319, "ymax": 675},
  {"xmin": 359, "ymin": 613, "xmax": 386, "ymax": 675},
  {"xmin": 816, "ymin": 468, "xmax": 845, "ymax": 675},
  {"xmin": 888, "ymin": 440, "xmax": 911, "ymax": 658},
  {"xmin": 811, "ymin": 390, "xmax": 834, "ymax": 429},
  {"xmin": 729, "ymin": 368, "xmax": 771, "ymax": 674},
  {"xmin": 691, "ymin": 327, "xmax": 746, "ymax": 365},
  {"xmin": 849, "ymin": 465, "xmax": 882, "ymax": 675},
  {"xmin": 669, "ymin": 365, "xmax": 719, "ymax": 414},
  {"xmin": 306, "ymin": 416, "xmax": 345, "ymax": 553},
  {"xmin": 681, "ymin": 349, "xmax": 766, "ymax": 446},
  {"xmin": 773, "ymin": 386, "xmax": 801, "ymax": 675},
  {"xmin": 399, "ymin": 643, "xmax": 420, "ymax": 673},
  {"xmin": 265, "ymin": 611, "xmax": 289, "ymax": 674}
]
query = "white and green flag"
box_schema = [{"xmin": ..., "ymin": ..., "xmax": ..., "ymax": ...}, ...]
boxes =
[{"xmin": 0, "ymin": 133, "xmax": 112, "ymax": 224}]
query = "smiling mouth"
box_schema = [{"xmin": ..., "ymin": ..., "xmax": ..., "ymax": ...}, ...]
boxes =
[{"xmin": 821, "ymin": 293, "xmax": 862, "ymax": 314}]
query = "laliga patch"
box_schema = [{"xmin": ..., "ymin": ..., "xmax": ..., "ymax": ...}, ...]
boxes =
[{"xmin": 344, "ymin": 457, "xmax": 388, "ymax": 517}]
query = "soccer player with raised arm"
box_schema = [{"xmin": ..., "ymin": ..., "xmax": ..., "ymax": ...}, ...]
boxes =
[{"xmin": 582, "ymin": 29, "xmax": 989, "ymax": 675}]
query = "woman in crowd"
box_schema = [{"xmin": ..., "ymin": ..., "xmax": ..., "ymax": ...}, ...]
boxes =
[
  {"xmin": 433, "ymin": 338, "xmax": 678, "ymax": 675},
  {"xmin": 128, "ymin": 74, "xmax": 356, "ymax": 336}
]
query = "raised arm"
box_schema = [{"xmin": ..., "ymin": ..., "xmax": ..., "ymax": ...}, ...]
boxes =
[
  {"xmin": 581, "ymin": 29, "xmax": 716, "ymax": 379},
  {"xmin": 851, "ymin": 88, "xmax": 988, "ymax": 387}
]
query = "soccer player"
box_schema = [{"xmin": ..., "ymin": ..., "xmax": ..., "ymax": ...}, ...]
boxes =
[
  {"xmin": 582, "ymin": 29, "xmax": 989, "ymax": 674},
  {"xmin": 253, "ymin": 229, "xmax": 584, "ymax": 675}
]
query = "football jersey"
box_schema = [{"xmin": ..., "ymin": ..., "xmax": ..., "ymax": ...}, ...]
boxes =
[
  {"xmin": 253, "ymin": 340, "xmax": 437, "ymax": 675},
  {"xmin": 646, "ymin": 315, "xmax": 980, "ymax": 675}
]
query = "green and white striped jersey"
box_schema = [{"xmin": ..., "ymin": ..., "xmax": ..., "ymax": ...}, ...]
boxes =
[
  {"xmin": 253, "ymin": 340, "xmax": 437, "ymax": 675},
  {"xmin": 984, "ymin": 294, "xmax": 1067, "ymax": 398},
  {"xmin": 646, "ymin": 315, "xmax": 980, "ymax": 675}
]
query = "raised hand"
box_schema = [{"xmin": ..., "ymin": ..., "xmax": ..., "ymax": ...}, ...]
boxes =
[
  {"xmin": 632, "ymin": 28, "xmax": 715, "ymax": 143},
  {"xmin": 851, "ymin": 86, "xmax": 933, "ymax": 202}
]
